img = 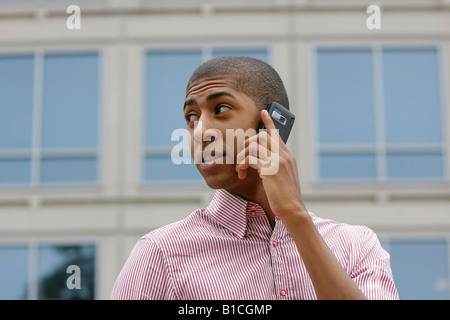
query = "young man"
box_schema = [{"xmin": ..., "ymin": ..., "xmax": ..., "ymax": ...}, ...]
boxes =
[{"xmin": 111, "ymin": 57, "xmax": 398, "ymax": 300}]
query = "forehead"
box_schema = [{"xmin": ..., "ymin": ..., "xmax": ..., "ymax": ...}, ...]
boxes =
[{"xmin": 185, "ymin": 75, "xmax": 237, "ymax": 99}]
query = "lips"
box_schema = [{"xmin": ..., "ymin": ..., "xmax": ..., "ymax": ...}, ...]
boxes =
[
  {"xmin": 202, "ymin": 153, "xmax": 225, "ymax": 163},
  {"xmin": 201, "ymin": 156, "xmax": 225, "ymax": 170}
]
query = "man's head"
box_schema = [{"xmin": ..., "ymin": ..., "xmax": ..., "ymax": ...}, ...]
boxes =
[
  {"xmin": 187, "ymin": 56, "xmax": 289, "ymax": 111},
  {"xmin": 184, "ymin": 56, "xmax": 289, "ymax": 192}
]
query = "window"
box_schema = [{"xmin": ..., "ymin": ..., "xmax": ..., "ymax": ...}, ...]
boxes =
[
  {"xmin": 385, "ymin": 239, "xmax": 449, "ymax": 300},
  {"xmin": 315, "ymin": 47, "xmax": 446, "ymax": 183},
  {"xmin": 0, "ymin": 52, "xmax": 100, "ymax": 186},
  {"xmin": 0, "ymin": 245, "xmax": 28, "ymax": 299},
  {"xmin": 143, "ymin": 48, "xmax": 269, "ymax": 183},
  {"xmin": 0, "ymin": 243, "xmax": 96, "ymax": 300},
  {"xmin": 144, "ymin": 50, "xmax": 203, "ymax": 183},
  {"xmin": 0, "ymin": 55, "xmax": 34, "ymax": 185}
]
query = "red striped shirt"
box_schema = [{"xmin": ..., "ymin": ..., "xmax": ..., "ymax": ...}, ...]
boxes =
[{"xmin": 111, "ymin": 189, "xmax": 399, "ymax": 300}]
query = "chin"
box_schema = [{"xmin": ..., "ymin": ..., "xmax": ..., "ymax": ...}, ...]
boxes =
[
  {"xmin": 197, "ymin": 164, "xmax": 259, "ymax": 192},
  {"xmin": 196, "ymin": 164, "xmax": 238, "ymax": 190}
]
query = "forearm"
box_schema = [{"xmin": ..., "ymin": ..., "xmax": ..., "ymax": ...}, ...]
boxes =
[{"xmin": 281, "ymin": 211, "xmax": 367, "ymax": 300}]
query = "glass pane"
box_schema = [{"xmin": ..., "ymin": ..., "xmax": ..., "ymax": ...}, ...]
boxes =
[
  {"xmin": 40, "ymin": 157, "xmax": 97, "ymax": 183},
  {"xmin": 383, "ymin": 48, "xmax": 442, "ymax": 144},
  {"xmin": 145, "ymin": 155, "xmax": 201, "ymax": 181},
  {"xmin": 212, "ymin": 49, "xmax": 269, "ymax": 62},
  {"xmin": 38, "ymin": 244, "xmax": 95, "ymax": 300},
  {"xmin": 42, "ymin": 53, "xmax": 99, "ymax": 149},
  {"xmin": 319, "ymin": 153, "xmax": 376, "ymax": 180},
  {"xmin": 0, "ymin": 246, "xmax": 29, "ymax": 300},
  {"xmin": 387, "ymin": 152, "xmax": 443, "ymax": 179},
  {"xmin": 389, "ymin": 240, "xmax": 448, "ymax": 300},
  {"xmin": 0, "ymin": 55, "xmax": 34, "ymax": 149},
  {"xmin": 0, "ymin": 158, "xmax": 31, "ymax": 184},
  {"xmin": 145, "ymin": 50, "xmax": 202, "ymax": 148},
  {"xmin": 316, "ymin": 49, "xmax": 375, "ymax": 144}
]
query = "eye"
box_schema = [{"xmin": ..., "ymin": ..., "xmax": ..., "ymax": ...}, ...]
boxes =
[
  {"xmin": 216, "ymin": 105, "xmax": 231, "ymax": 114},
  {"xmin": 186, "ymin": 113, "xmax": 199, "ymax": 123}
]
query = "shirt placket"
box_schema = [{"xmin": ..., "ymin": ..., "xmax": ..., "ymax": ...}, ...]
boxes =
[{"xmin": 269, "ymin": 219, "xmax": 289, "ymax": 300}]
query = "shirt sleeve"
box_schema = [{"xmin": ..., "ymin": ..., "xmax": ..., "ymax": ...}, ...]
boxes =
[
  {"xmin": 110, "ymin": 237, "xmax": 176, "ymax": 300},
  {"xmin": 350, "ymin": 227, "xmax": 399, "ymax": 300}
]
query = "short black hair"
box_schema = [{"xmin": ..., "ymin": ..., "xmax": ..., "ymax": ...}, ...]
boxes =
[{"xmin": 187, "ymin": 56, "xmax": 289, "ymax": 111}]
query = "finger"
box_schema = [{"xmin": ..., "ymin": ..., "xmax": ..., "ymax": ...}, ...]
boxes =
[
  {"xmin": 243, "ymin": 130, "xmax": 273, "ymax": 152},
  {"xmin": 256, "ymin": 130, "xmax": 272, "ymax": 152},
  {"xmin": 236, "ymin": 154, "xmax": 252, "ymax": 180},
  {"xmin": 240, "ymin": 138, "xmax": 273, "ymax": 164},
  {"xmin": 236, "ymin": 145, "xmax": 258, "ymax": 168},
  {"xmin": 236, "ymin": 155, "xmax": 270, "ymax": 179},
  {"xmin": 261, "ymin": 109, "xmax": 276, "ymax": 132},
  {"xmin": 236, "ymin": 162, "xmax": 248, "ymax": 179},
  {"xmin": 260, "ymin": 110, "xmax": 283, "ymax": 146},
  {"xmin": 236, "ymin": 145, "xmax": 272, "ymax": 168}
]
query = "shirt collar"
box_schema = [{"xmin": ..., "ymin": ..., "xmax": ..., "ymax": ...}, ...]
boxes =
[{"xmin": 206, "ymin": 189, "xmax": 266, "ymax": 239}]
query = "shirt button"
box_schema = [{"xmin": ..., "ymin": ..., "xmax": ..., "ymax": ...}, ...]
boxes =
[
  {"xmin": 272, "ymin": 241, "xmax": 278, "ymax": 248},
  {"xmin": 250, "ymin": 204, "xmax": 256, "ymax": 210},
  {"xmin": 280, "ymin": 289, "xmax": 287, "ymax": 297},
  {"xmin": 250, "ymin": 210, "xmax": 256, "ymax": 216}
]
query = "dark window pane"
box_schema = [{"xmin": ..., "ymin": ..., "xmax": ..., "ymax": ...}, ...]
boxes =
[{"xmin": 38, "ymin": 244, "xmax": 95, "ymax": 300}]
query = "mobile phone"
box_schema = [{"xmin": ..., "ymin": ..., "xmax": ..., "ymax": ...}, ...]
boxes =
[{"xmin": 258, "ymin": 102, "xmax": 295, "ymax": 143}]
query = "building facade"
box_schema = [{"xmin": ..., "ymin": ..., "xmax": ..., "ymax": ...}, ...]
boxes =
[{"xmin": 0, "ymin": 0, "xmax": 449, "ymax": 299}]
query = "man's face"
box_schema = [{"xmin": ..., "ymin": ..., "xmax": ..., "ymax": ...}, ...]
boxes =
[{"xmin": 184, "ymin": 75, "xmax": 260, "ymax": 190}]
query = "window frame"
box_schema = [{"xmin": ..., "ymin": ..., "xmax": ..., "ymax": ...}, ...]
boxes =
[
  {"xmin": 310, "ymin": 41, "xmax": 449, "ymax": 185},
  {"xmin": 0, "ymin": 47, "xmax": 104, "ymax": 188}
]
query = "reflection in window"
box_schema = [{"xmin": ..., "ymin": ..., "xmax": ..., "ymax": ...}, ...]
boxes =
[
  {"xmin": 0, "ymin": 243, "xmax": 96, "ymax": 300},
  {"xmin": 38, "ymin": 245, "xmax": 95, "ymax": 300}
]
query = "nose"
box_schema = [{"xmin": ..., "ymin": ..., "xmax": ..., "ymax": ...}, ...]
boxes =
[
  {"xmin": 190, "ymin": 115, "xmax": 225, "ymax": 165},
  {"xmin": 193, "ymin": 120, "xmax": 204, "ymax": 144},
  {"xmin": 193, "ymin": 115, "xmax": 218, "ymax": 144}
]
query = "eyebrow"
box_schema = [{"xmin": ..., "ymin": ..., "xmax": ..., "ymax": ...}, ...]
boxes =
[
  {"xmin": 183, "ymin": 91, "xmax": 236, "ymax": 111},
  {"xmin": 183, "ymin": 98, "xmax": 196, "ymax": 110}
]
